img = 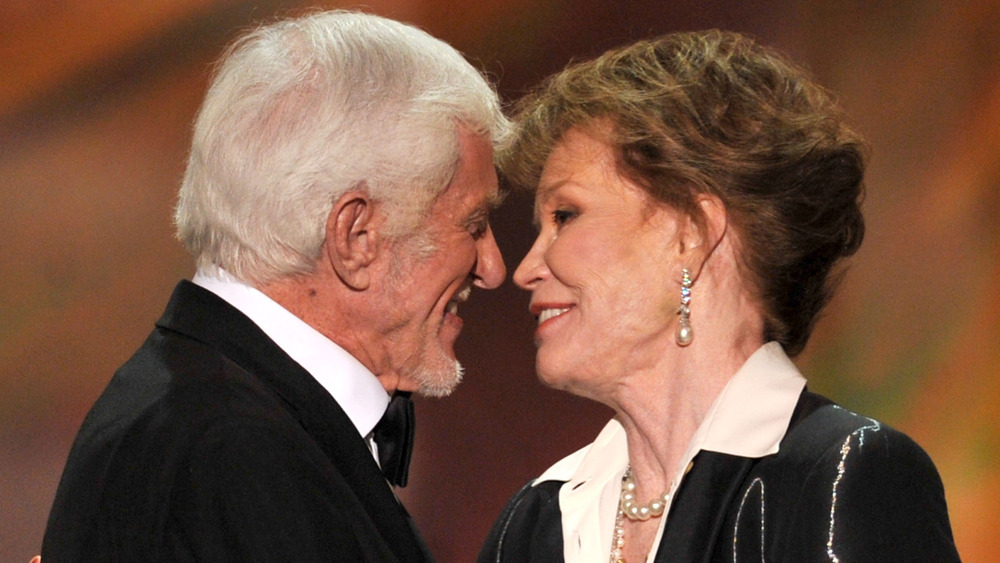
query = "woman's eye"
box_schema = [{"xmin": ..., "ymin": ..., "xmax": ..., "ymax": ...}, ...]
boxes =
[{"xmin": 553, "ymin": 209, "xmax": 576, "ymax": 225}]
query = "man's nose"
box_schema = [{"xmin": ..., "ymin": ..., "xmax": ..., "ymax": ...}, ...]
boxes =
[{"xmin": 473, "ymin": 225, "xmax": 506, "ymax": 289}]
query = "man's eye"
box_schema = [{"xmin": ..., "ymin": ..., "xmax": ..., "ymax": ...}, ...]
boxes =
[
  {"xmin": 469, "ymin": 220, "xmax": 489, "ymax": 238},
  {"xmin": 553, "ymin": 209, "xmax": 576, "ymax": 225}
]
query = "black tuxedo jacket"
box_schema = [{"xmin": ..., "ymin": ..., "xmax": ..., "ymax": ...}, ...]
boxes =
[
  {"xmin": 479, "ymin": 392, "xmax": 960, "ymax": 562},
  {"xmin": 42, "ymin": 281, "xmax": 433, "ymax": 562}
]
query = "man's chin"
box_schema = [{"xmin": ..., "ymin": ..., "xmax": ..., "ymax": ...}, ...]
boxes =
[{"xmin": 413, "ymin": 358, "xmax": 464, "ymax": 398}]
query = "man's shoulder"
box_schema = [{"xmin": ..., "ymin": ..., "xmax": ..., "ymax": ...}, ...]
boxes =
[
  {"xmin": 42, "ymin": 325, "xmax": 345, "ymax": 561},
  {"xmin": 100, "ymin": 324, "xmax": 283, "ymax": 425},
  {"xmin": 67, "ymin": 322, "xmax": 320, "ymax": 487}
]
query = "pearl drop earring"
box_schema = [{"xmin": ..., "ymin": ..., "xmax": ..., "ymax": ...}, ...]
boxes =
[{"xmin": 676, "ymin": 268, "xmax": 693, "ymax": 346}]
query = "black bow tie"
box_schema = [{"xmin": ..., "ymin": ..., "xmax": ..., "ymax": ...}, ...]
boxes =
[{"xmin": 374, "ymin": 392, "xmax": 415, "ymax": 487}]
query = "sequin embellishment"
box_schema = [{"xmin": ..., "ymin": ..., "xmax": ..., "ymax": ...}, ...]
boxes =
[
  {"xmin": 826, "ymin": 409, "xmax": 881, "ymax": 562},
  {"xmin": 733, "ymin": 477, "xmax": 765, "ymax": 562}
]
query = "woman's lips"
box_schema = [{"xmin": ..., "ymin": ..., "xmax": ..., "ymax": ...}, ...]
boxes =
[{"xmin": 537, "ymin": 307, "xmax": 572, "ymax": 325}]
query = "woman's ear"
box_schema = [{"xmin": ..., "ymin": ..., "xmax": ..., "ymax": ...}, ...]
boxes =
[
  {"xmin": 679, "ymin": 194, "xmax": 727, "ymax": 280},
  {"xmin": 326, "ymin": 190, "xmax": 381, "ymax": 290}
]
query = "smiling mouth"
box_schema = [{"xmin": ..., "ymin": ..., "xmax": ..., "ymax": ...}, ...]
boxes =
[
  {"xmin": 537, "ymin": 307, "xmax": 571, "ymax": 324},
  {"xmin": 446, "ymin": 286, "xmax": 472, "ymax": 316}
]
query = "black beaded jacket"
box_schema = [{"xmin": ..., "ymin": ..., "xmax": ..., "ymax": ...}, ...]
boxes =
[{"xmin": 478, "ymin": 391, "xmax": 960, "ymax": 562}]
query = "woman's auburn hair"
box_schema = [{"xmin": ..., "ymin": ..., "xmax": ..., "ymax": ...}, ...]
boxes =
[{"xmin": 502, "ymin": 30, "xmax": 866, "ymax": 356}]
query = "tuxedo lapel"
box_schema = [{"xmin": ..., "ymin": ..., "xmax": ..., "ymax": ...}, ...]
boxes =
[
  {"xmin": 157, "ymin": 281, "xmax": 432, "ymax": 562},
  {"xmin": 654, "ymin": 452, "xmax": 755, "ymax": 563},
  {"xmin": 289, "ymin": 385, "xmax": 433, "ymax": 563}
]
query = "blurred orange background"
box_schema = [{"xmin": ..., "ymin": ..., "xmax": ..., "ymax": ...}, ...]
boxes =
[{"xmin": 2, "ymin": 1, "xmax": 998, "ymax": 561}]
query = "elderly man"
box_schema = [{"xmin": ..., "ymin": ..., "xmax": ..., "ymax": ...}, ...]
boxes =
[{"xmin": 41, "ymin": 10, "xmax": 508, "ymax": 562}]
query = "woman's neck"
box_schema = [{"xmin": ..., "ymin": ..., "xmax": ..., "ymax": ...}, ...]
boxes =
[
  {"xmin": 608, "ymin": 304, "xmax": 764, "ymax": 561},
  {"xmin": 612, "ymin": 352, "xmax": 724, "ymax": 498}
]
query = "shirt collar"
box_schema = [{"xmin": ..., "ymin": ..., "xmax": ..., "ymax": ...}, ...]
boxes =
[{"xmin": 192, "ymin": 269, "xmax": 390, "ymax": 438}]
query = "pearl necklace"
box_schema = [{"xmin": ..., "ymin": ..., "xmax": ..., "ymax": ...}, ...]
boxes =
[
  {"xmin": 620, "ymin": 467, "xmax": 672, "ymax": 521},
  {"xmin": 609, "ymin": 467, "xmax": 673, "ymax": 563}
]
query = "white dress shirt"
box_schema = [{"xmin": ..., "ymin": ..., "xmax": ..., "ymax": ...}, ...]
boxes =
[
  {"xmin": 535, "ymin": 342, "xmax": 807, "ymax": 563},
  {"xmin": 192, "ymin": 270, "xmax": 390, "ymax": 461}
]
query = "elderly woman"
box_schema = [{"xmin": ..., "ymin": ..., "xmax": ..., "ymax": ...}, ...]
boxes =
[{"xmin": 480, "ymin": 31, "xmax": 959, "ymax": 562}]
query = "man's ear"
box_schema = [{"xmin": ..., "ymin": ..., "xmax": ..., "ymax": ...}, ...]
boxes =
[
  {"xmin": 679, "ymin": 194, "xmax": 727, "ymax": 279},
  {"xmin": 326, "ymin": 190, "xmax": 381, "ymax": 290}
]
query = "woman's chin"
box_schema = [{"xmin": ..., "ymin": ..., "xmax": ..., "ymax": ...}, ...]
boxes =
[
  {"xmin": 536, "ymin": 361, "xmax": 585, "ymax": 392},
  {"xmin": 535, "ymin": 350, "xmax": 569, "ymax": 385},
  {"xmin": 535, "ymin": 358, "xmax": 570, "ymax": 388}
]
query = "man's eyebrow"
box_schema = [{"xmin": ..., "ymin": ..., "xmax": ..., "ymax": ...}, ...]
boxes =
[
  {"xmin": 464, "ymin": 198, "xmax": 495, "ymax": 227},
  {"xmin": 466, "ymin": 205, "xmax": 489, "ymax": 223},
  {"xmin": 464, "ymin": 188, "xmax": 506, "ymax": 225}
]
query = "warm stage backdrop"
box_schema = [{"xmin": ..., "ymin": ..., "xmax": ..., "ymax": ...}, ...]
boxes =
[{"xmin": 2, "ymin": 1, "xmax": 998, "ymax": 560}]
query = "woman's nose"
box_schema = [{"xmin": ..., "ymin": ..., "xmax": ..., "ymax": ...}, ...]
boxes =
[{"xmin": 513, "ymin": 234, "xmax": 548, "ymax": 290}]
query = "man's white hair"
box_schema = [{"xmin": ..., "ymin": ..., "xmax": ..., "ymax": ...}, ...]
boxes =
[{"xmin": 175, "ymin": 10, "xmax": 509, "ymax": 284}]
